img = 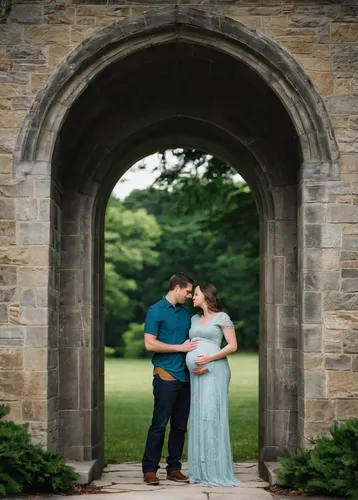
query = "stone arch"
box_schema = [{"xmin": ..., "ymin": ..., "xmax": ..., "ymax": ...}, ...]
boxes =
[{"xmin": 12, "ymin": 6, "xmax": 339, "ymax": 478}]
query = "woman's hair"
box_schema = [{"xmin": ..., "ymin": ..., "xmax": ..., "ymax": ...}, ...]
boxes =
[{"xmin": 198, "ymin": 283, "xmax": 222, "ymax": 313}]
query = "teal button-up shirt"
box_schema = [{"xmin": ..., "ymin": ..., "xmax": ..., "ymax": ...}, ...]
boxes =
[{"xmin": 144, "ymin": 296, "xmax": 191, "ymax": 382}]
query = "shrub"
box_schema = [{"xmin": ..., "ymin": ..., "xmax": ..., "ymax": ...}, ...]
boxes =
[
  {"xmin": 0, "ymin": 404, "xmax": 78, "ymax": 496},
  {"xmin": 278, "ymin": 418, "xmax": 358, "ymax": 499}
]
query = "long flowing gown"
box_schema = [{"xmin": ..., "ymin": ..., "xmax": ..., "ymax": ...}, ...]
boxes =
[{"xmin": 186, "ymin": 312, "xmax": 239, "ymax": 487}]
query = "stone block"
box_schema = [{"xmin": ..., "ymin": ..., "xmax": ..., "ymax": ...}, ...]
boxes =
[
  {"xmin": 332, "ymin": 23, "xmax": 358, "ymax": 43},
  {"xmin": 34, "ymin": 181, "xmax": 51, "ymax": 199},
  {"xmin": 19, "ymin": 267, "xmax": 49, "ymax": 287},
  {"xmin": 11, "ymin": 5, "xmax": 42, "ymax": 24},
  {"xmin": 342, "ymin": 268, "xmax": 358, "ymax": 278},
  {"xmin": 324, "ymin": 292, "xmax": 358, "ymax": 311},
  {"xmin": 24, "ymin": 26, "xmax": 70, "ymax": 45},
  {"xmin": 324, "ymin": 354, "xmax": 351, "ymax": 371},
  {"xmin": 23, "ymin": 347, "xmax": 47, "ymax": 371},
  {"xmin": 43, "ymin": 5, "xmax": 75, "ymax": 24},
  {"xmin": 302, "ymin": 324, "xmax": 323, "ymax": 352},
  {"xmin": 48, "ymin": 45, "xmax": 73, "ymax": 68},
  {"xmin": 303, "ymin": 353, "xmax": 323, "ymax": 370},
  {"xmin": 0, "ymin": 287, "xmax": 16, "ymax": 302},
  {"xmin": 305, "ymin": 224, "xmax": 342, "ymax": 248},
  {"xmin": 22, "ymin": 399, "xmax": 48, "ymax": 421},
  {"xmin": 304, "ymin": 371, "xmax": 327, "ymax": 398},
  {"xmin": 59, "ymin": 309, "xmax": 83, "ymax": 347},
  {"xmin": 342, "ymin": 278, "xmax": 358, "ymax": 292},
  {"xmin": 303, "ymin": 421, "xmax": 331, "ymax": 441},
  {"xmin": 305, "ymin": 399, "xmax": 336, "ymax": 422},
  {"xmin": 0, "ymin": 303, "xmax": 8, "ymax": 323},
  {"xmin": 6, "ymin": 44, "xmax": 46, "ymax": 62},
  {"xmin": 309, "ymin": 72, "xmax": 334, "ymax": 96},
  {"xmin": 0, "ymin": 325, "xmax": 24, "ymax": 343},
  {"xmin": 0, "ymin": 348, "xmax": 23, "ymax": 370},
  {"xmin": 336, "ymin": 400, "xmax": 358, "ymax": 420},
  {"xmin": 0, "ymin": 199, "xmax": 14, "ymax": 219},
  {"xmin": 59, "ymin": 409, "xmax": 91, "ymax": 447},
  {"xmin": 304, "ymin": 204, "xmax": 326, "ymax": 223},
  {"xmin": 20, "ymin": 288, "xmax": 36, "ymax": 307},
  {"xmin": 302, "ymin": 185, "xmax": 328, "ymax": 203},
  {"xmin": 25, "ymin": 326, "xmax": 48, "ymax": 347},
  {"xmin": 20, "ymin": 307, "xmax": 48, "ymax": 326},
  {"xmin": 353, "ymin": 356, "xmax": 358, "ymax": 371},
  {"xmin": 0, "ymin": 266, "xmax": 16, "ymax": 286},
  {"xmin": 18, "ymin": 222, "xmax": 50, "ymax": 245},
  {"xmin": 303, "ymin": 292, "xmax": 322, "ymax": 323},
  {"xmin": 0, "ymin": 371, "xmax": 24, "ymax": 399},
  {"xmin": 344, "ymin": 331, "xmax": 358, "ymax": 353},
  {"xmin": 0, "ymin": 24, "xmax": 22, "ymax": 45},
  {"xmin": 22, "ymin": 371, "xmax": 47, "ymax": 398},
  {"xmin": 59, "ymin": 348, "xmax": 79, "ymax": 408},
  {"xmin": 0, "ymin": 221, "xmax": 15, "ymax": 240},
  {"xmin": 0, "ymin": 247, "xmax": 30, "ymax": 265},
  {"xmin": 29, "ymin": 246, "xmax": 49, "ymax": 266},
  {"xmin": 328, "ymin": 372, "xmax": 358, "ymax": 398},
  {"xmin": 15, "ymin": 199, "xmax": 38, "ymax": 221},
  {"xmin": 303, "ymin": 249, "xmax": 339, "ymax": 271}
]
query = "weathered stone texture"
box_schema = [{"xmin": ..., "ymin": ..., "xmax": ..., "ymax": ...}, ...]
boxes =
[{"xmin": 1, "ymin": 0, "xmax": 358, "ymax": 472}]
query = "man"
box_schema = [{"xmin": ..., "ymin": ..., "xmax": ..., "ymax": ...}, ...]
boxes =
[{"xmin": 142, "ymin": 272, "xmax": 198, "ymax": 485}]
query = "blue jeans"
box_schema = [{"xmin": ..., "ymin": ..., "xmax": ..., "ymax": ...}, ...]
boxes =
[{"xmin": 142, "ymin": 374, "xmax": 190, "ymax": 473}]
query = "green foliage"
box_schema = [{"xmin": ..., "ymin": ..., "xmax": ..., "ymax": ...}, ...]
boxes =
[
  {"xmin": 0, "ymin": 404, "xmax": 78, "ymax": 496},
  {"xmin": 105, "ymin": 149, "xmax": 260, "ymax": 353},
  {"xmin": 278, "ymin": 419, "xmax": 358, "ymax": 498},
  {"xmin": 122, "ymin": 323, "xmax": 151, "ymax": 359},
  {"xmin": 105, "ymin": 198, "xmax": 161, "ymax": 352}
]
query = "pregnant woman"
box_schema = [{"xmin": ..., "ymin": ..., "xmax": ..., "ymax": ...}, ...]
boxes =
[{"xmin": 186, "ymin": 283, "xmax": 239, "ymax": 487}]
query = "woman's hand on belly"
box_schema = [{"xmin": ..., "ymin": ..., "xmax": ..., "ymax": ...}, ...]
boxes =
[{"xmin": 195, "ymin": 353, "xmax": 213, "ymax": 366}]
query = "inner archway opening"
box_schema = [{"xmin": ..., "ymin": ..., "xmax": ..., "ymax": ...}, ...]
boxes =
[{"xmin": 103, "ymin": 148, "xmax": 260, "ymax": 467}]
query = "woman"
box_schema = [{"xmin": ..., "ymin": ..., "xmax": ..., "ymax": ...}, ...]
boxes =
[{"xmin": 186, "ymin": 283, "xmax": 239, "ymax": 487}]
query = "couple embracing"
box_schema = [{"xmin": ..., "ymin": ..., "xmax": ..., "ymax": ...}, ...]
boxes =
[{"xmin": 142, "ymin": 272, "xmax": 239, "ymax": 487}]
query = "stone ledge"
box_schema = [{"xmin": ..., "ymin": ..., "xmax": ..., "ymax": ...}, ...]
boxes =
[
  {"xmin": 262, "ymin": 461, "xmax": 282, "ymax": 485},
  {"xmin": 66, "ymin": 459, "xmax": 98, "ymax": 485}
]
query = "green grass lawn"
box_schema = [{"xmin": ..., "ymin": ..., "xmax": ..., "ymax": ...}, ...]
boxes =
[{"xmin": 104, "ymin": 353, "xmax": 258, "ymax": 463}]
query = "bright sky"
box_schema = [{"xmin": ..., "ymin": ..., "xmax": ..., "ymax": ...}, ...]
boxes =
[
  {"xmin": 112, "ymin": 153, "xmax": 161, "ymax": 200},
  {"xmin": 112, "ymin": 152, "xmax": 244, "ymax": 200}
]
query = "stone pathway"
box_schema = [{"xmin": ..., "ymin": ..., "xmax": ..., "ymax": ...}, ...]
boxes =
[{"xmin": 90, "ymin": 462, "xmax": 271, "ymax": 499}]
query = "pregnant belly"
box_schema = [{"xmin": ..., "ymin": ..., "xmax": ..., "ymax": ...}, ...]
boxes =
[{"xmin": 185, "ymin": 339, "xmax": 220, "ymax": 372}]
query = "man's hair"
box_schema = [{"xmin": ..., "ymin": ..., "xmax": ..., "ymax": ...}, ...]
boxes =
[{"xmin": 169, "ymin": 272, "xmax": 194, "ymax": 291}]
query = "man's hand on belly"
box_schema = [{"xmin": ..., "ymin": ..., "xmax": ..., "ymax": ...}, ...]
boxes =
[{"xmin": 192, "ymin": 366, "xmax": 208, "ymax": 375}]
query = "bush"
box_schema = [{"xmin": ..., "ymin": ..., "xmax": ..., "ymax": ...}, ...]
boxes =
[
  {"xmin": 278, "ymin": 418, "xmax": 358, "ymax": 499},
  {"xmin": 0, "ymin": 404, "xmax": 78, "ymax": 496},
  {"xmin": 122, "ymin": 322, "xmax": 151, "ymax": 359}
]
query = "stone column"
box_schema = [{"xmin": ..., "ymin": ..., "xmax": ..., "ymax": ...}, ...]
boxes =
[
  {"xmin": 0, "ymin": 163, "xmax": 57, "ymax": 447},
  {"xmin": 298, "ymin": 161, "xmax": 344, "ymax": 445},
  {"xmin": 260, "ymin": 183, "xmax": 298, "ymax": 464}
]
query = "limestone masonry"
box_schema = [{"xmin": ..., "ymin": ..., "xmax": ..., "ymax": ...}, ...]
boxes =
[{"xmin": 1, "ymin": 0, "xmax": 358, "ymax": 478}]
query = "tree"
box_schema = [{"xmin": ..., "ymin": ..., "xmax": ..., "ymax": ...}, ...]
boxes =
[{"xmin": 104, "ymin": 197, "xmax": 161, "ymax": 352}]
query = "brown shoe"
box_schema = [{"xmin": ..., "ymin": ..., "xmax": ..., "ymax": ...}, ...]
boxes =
[
  {"xmin": 167, "ymin": 470, "xmax": 189, "ymax": 482},
  {"xmin": 143, "ymin": 472, "xmax": 160, "ymax": 485}
]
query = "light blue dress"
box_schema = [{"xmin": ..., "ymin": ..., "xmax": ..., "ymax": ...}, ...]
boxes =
[{"xmin": 186, "ymin": 312, "xmax": 239, "ymax": 487}]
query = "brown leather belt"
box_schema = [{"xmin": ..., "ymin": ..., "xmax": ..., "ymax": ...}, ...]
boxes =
[{"xmin": 153, "ymin": 366, "xmax": 176, "ymax": 380}]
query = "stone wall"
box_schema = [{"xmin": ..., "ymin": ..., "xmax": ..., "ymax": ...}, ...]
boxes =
[{"xmin": 1, "ymin": 0, "xmax": 358, "ymax": 466}]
